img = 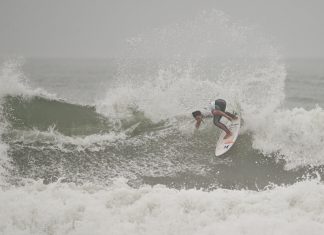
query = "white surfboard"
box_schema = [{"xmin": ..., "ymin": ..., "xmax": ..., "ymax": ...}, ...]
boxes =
[{"xmin": 215, "ymin": 116, "xmax": 241, "ymax": 157}]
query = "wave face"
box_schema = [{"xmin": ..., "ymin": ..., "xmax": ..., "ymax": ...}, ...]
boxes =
[
  {"xmin": 1, "ymin": 10, "xmax": 324, "ymax": 234},
  {"xmin": 3, "ymin": 95, "xmax": 111, "ymax": 136}
]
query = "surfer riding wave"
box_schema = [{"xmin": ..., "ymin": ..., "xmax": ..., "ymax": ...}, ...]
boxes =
[{"xmin": 192, "ymin": 99, "xmax": 238, "ymax": 139}]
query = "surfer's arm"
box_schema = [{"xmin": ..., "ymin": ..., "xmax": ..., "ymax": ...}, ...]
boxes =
[
  {"xmin": 195, "ymin": 116, "xmax": 202, "ymax": 129},
  {"xmin": 203, "ymin": 113, "xmax": 213, "ymax": 118}
]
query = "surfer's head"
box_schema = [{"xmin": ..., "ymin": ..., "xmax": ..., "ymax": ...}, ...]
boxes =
[
  {"xmin": 192, "ymin": 110, "xmax": 202, "ymax": 119},
  {"xmin": 192, "ymin": 110, "xmax": 203, "ymax": 129}
]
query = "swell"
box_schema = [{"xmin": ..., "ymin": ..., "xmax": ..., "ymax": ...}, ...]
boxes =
[
  {"xmin": 2, "ymin": 95, "xmax": 167, "ymax": 136},
  {"xmin": 3, "ymin": 95, "xmax": 110, "ymax": 136}
]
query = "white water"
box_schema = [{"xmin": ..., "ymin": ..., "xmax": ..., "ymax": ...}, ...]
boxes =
[
  {"xmin": 95, "ymin": 10, "xmax": 324, "ymax": 169},
  {"xmin": 0, "ymin": 116, "xmax": 9, "ymax": 186},
  {"xmin": 96, "ymin": 11, "xmax": 286, "ymax": 123},
  {"xmin": 9, "ymin": 127, "xmax": 127, "ymax": 152},
  {"xmin": 0, "ymin": 59, "xmax": 56, "ymax": 99},
  {"xmin": 0, "ymin": 60, "xmax": 58, "ymax": 185},
  {"xmin": 252, "ymin": 106, "xmax": 324, "ymax": 169},
  {"xmin": 0, "ymin": 179, "xmax": 324, "ymax": 235},
  {"xmin": 0, "ymin": 60, "xmax": 28, "ymax": 185},
  {"xmin": 0, "ymin": 9, "xmax": 324, "ymax": 235}
]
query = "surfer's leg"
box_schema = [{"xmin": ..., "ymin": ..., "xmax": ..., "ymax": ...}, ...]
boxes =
[{"xmin": 213, "ymin": 116, "xmax": 232, "ymax": 138}]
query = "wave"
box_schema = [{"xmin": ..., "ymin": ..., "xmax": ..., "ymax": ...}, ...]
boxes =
[
  {"xmin": 0, "ymin": 60, "xmax": 168, "ymax": 136},
  {"xmin": 93, "ymin": 9, "xmax": 324, "ymax": 170},
  {"xmin": 1, "ymin": 10, "xmax": 324, "ymax": 188},
  {"xmin": 3, "ymin": 95, "xmax": 111, "ymax": 136},
  {"xmin": 2, "ymin": 94, "xmax": 170, "ymax": 138},
  {"xmin": 0, "ymin": 179, "xmax": 324, "ymax": 235},
  {"xmin": 251, "ymin": 106, "xmax": 324, "ymax": 169}
]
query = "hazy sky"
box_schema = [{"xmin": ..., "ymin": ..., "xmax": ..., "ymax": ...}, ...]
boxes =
[{"xmin": 0, "ymin": 0, "xmax": 323, "ymax": 58}]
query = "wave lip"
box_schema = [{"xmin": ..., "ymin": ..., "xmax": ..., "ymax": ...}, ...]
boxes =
[{"xmin": 0, "ymin": 60, "xmax": 56, "ymax": 99}]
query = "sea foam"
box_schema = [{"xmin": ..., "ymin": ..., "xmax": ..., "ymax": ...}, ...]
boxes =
[{"xmin": 0, "ymin": 179, "xmax": 323, "ymax": 235}]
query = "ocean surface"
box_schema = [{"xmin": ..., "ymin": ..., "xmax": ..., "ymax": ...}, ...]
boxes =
[{"xmin": 1, "ymin": 11, "xmax": 324, "ymax": 235}]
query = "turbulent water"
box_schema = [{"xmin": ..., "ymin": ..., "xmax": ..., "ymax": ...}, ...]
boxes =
[{"xmin": 1, "ymin": 10, "xmax": 324, "ymax": 235}]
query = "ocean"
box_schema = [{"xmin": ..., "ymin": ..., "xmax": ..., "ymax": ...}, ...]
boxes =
[{"xmin": 1, "ymin": 11, "xmax": 324, "ymax": 235}]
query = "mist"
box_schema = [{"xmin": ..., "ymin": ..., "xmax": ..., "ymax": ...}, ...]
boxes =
[{"xmin": 0, "ymin": 0, "xmax": 323, "ymax": 58}]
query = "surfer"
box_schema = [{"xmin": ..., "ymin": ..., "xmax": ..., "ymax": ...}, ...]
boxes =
[{"xmin": 192, "ymin": 99, "xmax": 237, "ymax": 139}]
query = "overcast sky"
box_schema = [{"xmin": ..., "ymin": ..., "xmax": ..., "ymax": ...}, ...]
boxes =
[{"xmin": 0, "ymin": 0, "xmax": 323, "ymax": 58}]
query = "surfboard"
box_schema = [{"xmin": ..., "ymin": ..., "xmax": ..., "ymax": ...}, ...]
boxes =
[{"xmin": 215, "ymin": 116, "xmax": 241, "ymax": 157}]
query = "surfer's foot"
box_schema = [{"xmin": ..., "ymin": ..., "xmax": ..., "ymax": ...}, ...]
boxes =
[{"xmin": 224, "ymin": 132, "xmax": 232, "ymax": 139}]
